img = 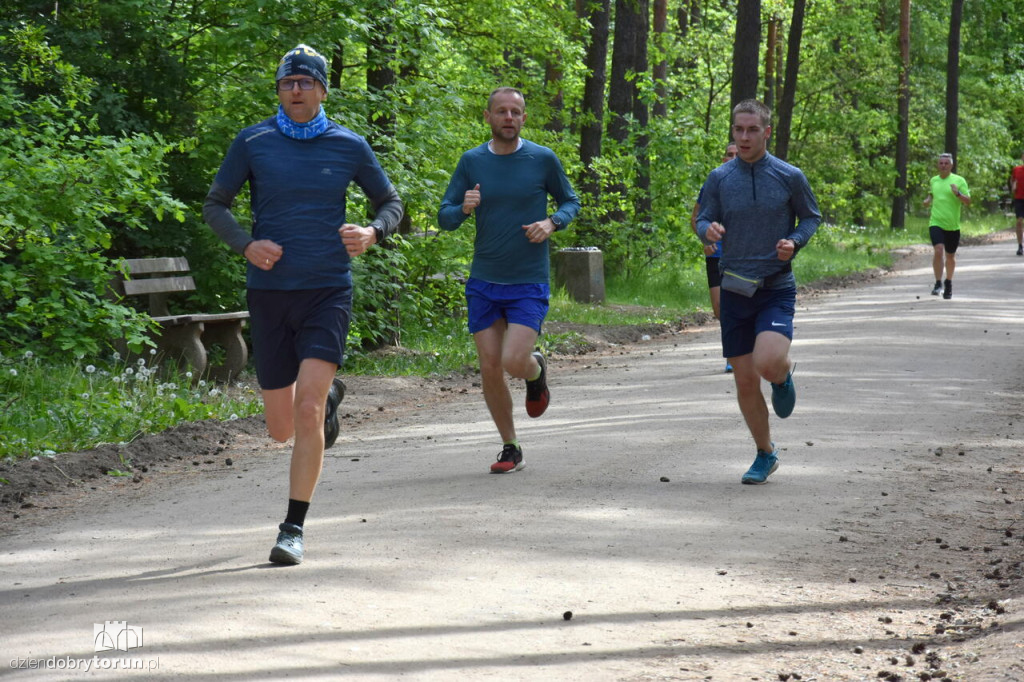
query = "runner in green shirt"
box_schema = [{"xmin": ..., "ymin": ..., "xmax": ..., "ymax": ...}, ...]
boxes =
[{"xmin": 923, "ymin": 153, "xmax": 971, "ymax": 299}]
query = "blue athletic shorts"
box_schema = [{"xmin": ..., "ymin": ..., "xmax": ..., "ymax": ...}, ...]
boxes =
[
  {"xmin": 719, "ymin": 285, "xmax": 796, "ymax": 358},
  {"xmin": 247, "ymin": 286, "xmax": 352, "ymax": 390},
  {"xmin": 465, "ymin": 278, "xmax": 549, "ymax": 334},
  {"xmin": 929, "ymin": 225, "xmax": 961, "ymax": 253}
]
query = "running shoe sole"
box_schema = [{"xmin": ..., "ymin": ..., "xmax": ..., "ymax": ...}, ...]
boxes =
[
  {"xmin": 324, "ymin": 377, "xmax": 346, "ymax": 449},
  {"xmin": 525, "ymin": 352, "xmax": 550, "ymax": 418}
]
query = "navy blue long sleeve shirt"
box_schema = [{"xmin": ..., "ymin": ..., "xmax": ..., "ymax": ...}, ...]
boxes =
[
  {"xmin": 695, "ymin": 152, "xmax": 821, "ymax": 286},
  {"xmin": 204, "ymin": 117, "xmax": 401, "ymax": 291}
]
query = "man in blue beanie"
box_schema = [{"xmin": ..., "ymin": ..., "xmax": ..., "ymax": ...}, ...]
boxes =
[{"xmin": 203, "ymin": 44, "xmax": 404, "ymax": 565}]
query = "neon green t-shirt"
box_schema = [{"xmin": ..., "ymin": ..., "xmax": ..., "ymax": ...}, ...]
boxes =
[{"xmin": 928, "ymin": 173, "xmax": 969, "ymax": 231}]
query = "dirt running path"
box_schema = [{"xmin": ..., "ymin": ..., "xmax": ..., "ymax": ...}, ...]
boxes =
[{"xmin": 1, "ymin": 239, "xmax": 1022, "ymax": 681}]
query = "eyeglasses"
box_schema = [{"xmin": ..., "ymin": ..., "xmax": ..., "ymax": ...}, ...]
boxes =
[{"xmin": 277, "ymin": 78, "xmax": 317, "ymax": 92}]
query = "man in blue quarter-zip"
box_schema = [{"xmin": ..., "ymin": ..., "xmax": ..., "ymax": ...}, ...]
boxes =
[
  {"xmin": 695, "ymin": 99, "xmax": 821, "ymax": 485},
  {"xmin": 438, "ymin": 87, "xmax": 580, "ymax": 474},
  {"xmin": 204, "ymin": 44, "xmax": 404, "ymax": 564}
]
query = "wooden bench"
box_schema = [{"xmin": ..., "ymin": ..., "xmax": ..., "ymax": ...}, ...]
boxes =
[{"xmin": 111, "ymin": 257, "xmax": 249, "ymax": 382}]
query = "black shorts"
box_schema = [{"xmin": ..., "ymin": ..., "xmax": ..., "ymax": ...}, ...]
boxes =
[
  {"xmin": 1014, "ymin": 198, "xmax": 1024, "ymax": 219},
  {"xmin": 929, "ymin": 225, "xmax": 960, "ymax": 253},
  {"xmin": 247, "ymin": 286, "xmax": 352, "ymax": 390},
  {"xmin": 705, "ymin": 256, "xmax": 722, "ymax": 288}
]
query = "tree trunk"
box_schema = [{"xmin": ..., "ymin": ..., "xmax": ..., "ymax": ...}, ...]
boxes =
[
  {"xmin": 634, "ymin": 0, "xmax": 652, "ymax": 222},
  {"xmin": 366, "ymin": 0, "xmax": 406, "ymax": 348},
  {"xmin": 652, "ymin": 0, "xmax": 668, "ymax": 118},
  {"xmin": 544, "ymin": 61, "xmax": 565, "ymax": 133},
  {"xmin": 944, "ymin": 0, "xmax": 964, "ymax": 164},
  {"xmin": 675, "ymin": 0, "xmax": 700, "ymax": 70},
  {"xmin": 609, "ymin": 0, "xmax": 650, "ymax": 223},
  {"xmin": 774, "ymin": 0, "xmax": 805, "ymax": 161},
  {"xmin": 367, "ymin": 29, "xmax": 396, "ymax": 154},
  {"xmin": 578, "ymin": 0, "xmax": 610, "ymax": 200},
  {"xmin": 730, "ymin": 0, "xmax": 761, "ymax": 110},
  {"xmin": 890, "ymin": 0, "xmax": 911, "ymax": 230},
  {"xmin": 609, "ymin": 0, "xmax": 643, "ymax": 143},
  {"xmin": 764, "ymin": 15, "xmax": 777, "ymax": 111}
]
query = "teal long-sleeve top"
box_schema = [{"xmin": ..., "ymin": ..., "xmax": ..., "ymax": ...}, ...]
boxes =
[{"xmin": 438, "ymin": 140, "xmax": 580, "ymax": 284}]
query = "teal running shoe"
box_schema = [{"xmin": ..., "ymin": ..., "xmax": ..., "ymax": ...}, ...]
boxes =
[
  {"xmin": 771, "ymin": 371, "xmax": 796, "ymax": 419},
  {"xmin": 741, "ymin": 446, "xmax": 779, "ymax": 485}
]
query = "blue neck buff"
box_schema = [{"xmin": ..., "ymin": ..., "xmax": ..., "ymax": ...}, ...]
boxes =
[{"xmin": 276, "ymin": 105, "xmax": 329, "ymax": 140}]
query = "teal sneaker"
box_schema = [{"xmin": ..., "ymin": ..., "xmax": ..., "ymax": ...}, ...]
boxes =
[
  {"xmin": 269, "ymin": 523, "xmax": 304, "ymax": 565},
  {"xmin": 741, "ymin": 446, "xmax": 779, "ymax": 485},
  {"xmin": 770, "ymin": 370, "xmax": 796, "ymax": 419}
]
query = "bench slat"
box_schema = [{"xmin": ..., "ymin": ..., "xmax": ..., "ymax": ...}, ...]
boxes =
[
  {"xmin": 152, "ymin": 312, "xmax": 249, "ymax": 326},
  {"xmin": 123, "ymin": 257, "xmax": 189, "ymax": 275},
  {"xmin": 122, "ymin": 275, "xmax": 196, "ymax": 296}
]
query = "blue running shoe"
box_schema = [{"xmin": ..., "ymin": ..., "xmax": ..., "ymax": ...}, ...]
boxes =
[
  {"xmin": 741, "ymin": 446, "xmax": 779, "ymax": 485},
  {"xmin": 725, "ymin": 362, "xmax": 733, "ymax": 373},
  {"xmin": 771, "ymin": 371, "xmax": 796, "ymax": 419}
]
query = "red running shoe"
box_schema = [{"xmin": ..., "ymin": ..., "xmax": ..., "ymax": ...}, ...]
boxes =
[
  {"xmin": 490, "ymin": 443, "xmax": 524, "ymax": 473},
  {"xmin": 525, "ymin": 351, "xmax": 549, "ymax": 418}
]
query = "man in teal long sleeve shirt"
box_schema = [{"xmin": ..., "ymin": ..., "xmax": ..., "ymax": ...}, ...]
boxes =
[{"xmin": 438, "ymin": 87, "xmax": 580, "ymax": 474}]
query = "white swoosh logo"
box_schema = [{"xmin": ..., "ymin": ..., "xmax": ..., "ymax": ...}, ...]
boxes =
[{"xmin": 771, "ymin": 322, "xmax": 786, "ymax": 327}]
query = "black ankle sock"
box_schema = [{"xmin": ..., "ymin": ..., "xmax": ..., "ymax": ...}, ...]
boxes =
[{"xmin": 285, "ymin": 499, "xmax": 310, "ymax": 528}]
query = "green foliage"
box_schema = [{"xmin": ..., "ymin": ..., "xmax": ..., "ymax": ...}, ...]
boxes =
[
  {"xmin": 0, "ymin": 25, "xmax": 187, "ymax": 360},
  {"xmin": 3, "ymin": 0, "xmax": 1024, "ymax": 363}
]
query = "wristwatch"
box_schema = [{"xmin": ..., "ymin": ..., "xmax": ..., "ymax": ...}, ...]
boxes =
[
  {"xmin": 549, "ymin": 215, "xmax": 563, "ymax": 230},
  {"xmin": 372, "ymin": 225, "xmax": 385, "ymax": 244}
]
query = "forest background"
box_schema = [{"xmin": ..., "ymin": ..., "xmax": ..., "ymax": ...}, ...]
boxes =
[{"xmin": 1, "ymin": 0, "xmax": 1022, "ymax": 365}]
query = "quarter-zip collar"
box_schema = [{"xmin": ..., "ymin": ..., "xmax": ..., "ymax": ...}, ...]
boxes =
[{"xmin": 736, "ymin": 151, "xmax": 773, "ymax": 202}]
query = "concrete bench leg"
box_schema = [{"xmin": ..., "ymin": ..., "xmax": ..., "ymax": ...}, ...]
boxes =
[
  {"xmin": 201, "ymin": 321, "xmax": 248, "ymax": 383},
  {"xmin": 156, "ymin": 323, "xmax": 208, "ymax": 378}
]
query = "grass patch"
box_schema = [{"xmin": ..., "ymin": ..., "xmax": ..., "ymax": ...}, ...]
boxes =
[{"xmin": 0, "ymin": 349, "xmax": 262, "ymax": 461}]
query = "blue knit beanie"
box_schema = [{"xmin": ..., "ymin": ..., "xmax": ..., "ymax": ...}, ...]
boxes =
[{"xmin": 276, "ymin": 44, "xmax": 328, "ymax": 90}]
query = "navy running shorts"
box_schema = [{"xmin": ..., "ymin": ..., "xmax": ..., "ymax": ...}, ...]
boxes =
[
  {"xmin": 705, "ymin": 256, "xmax": 722, "ymax": 289},
  {"xmin": 247, "ymin": 286, "xmax": 352, "ymax": 390},
  {"xmin": 720, "ymin": 285, "xmax": 796, "ymax": 359}
]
